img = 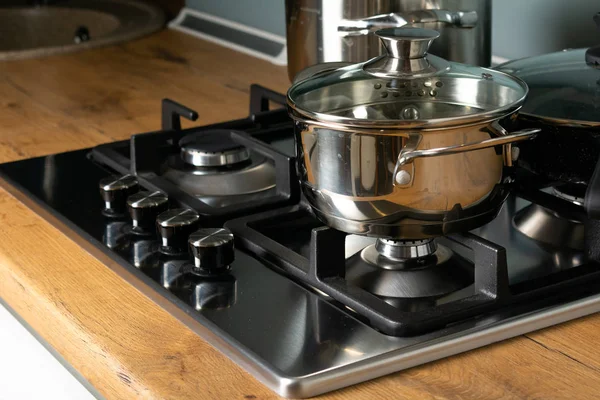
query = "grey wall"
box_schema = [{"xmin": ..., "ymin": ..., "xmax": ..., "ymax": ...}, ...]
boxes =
[
  {"xmin": 185, "ymin": 0, "xmax": 600, "ymax": 60},
  {"xmin": 491, "ymin": 0, "xmax": 599, "ymax": 60}
]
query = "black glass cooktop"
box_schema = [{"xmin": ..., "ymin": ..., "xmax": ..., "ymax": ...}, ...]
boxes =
[{"xmin": 1, "ymin": 85, "xmax": 600, "ymax": 398}]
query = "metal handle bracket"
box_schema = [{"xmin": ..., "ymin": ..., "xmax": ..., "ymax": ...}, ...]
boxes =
[
  {"xmin": 393, "ymin": 128, "xmax": 540, "ymax": 187},
  {"xmin": 338, "ymin": 9, "xmax": 478, "ymax": 35}
]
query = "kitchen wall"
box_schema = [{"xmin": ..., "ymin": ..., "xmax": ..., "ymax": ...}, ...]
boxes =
[
  {"xmin": 492, "ymin": 0, "xmax": 599, "ymax": 60},
  {"xmin": 184, "ymin": 0, "xmax": 600, "ymax": 60}
]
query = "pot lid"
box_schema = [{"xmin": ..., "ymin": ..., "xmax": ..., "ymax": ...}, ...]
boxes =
[
  {"xmin": 496, "ymin": 48, "xmax": 600, "ymax": 127},
  {"xmin": 287, "ymin": 27, "xmax": 528, "ymax": 129}
]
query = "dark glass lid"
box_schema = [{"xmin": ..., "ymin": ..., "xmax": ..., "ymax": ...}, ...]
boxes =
[{"xmin": 496, "ymin": 48, "xmax": 600, "ymax": 126}]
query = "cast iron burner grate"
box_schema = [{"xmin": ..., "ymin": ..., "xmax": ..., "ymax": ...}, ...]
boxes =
[
  {"xmin": 90, "ymin": 85, "xmax": 300, "ymax": 226},
  {"xmin": 226, "ymin": 206, "xmax": 508, "ymax": 336},
  {"xmin": 226, "ymin": 203, "xmax": 600, "ymax": 336}
]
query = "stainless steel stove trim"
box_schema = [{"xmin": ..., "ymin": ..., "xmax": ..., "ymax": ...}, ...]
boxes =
[{"xmin": 2, "ymin": 174, "xmax": 600, "ymax": 399}]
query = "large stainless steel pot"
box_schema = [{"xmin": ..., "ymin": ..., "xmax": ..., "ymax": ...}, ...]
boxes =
[
  {"xmin": 287, "ymin": 28, "xmax": 539, "ymax": 239},
  {"xmin": 285, "ymin": 0, "xmax": 491, "ymax": 82}
]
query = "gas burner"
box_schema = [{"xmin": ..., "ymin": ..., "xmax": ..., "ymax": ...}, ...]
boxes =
[
  {"xmin": 180, "ymin": 130, "xmax": 251, "ymax": 167},
  {"xmin": 160, "ymin": 130, "xmax": 276, "ymax": 207},
  {"xmin": 513, "ymin": 204, "xmax": 584, "ymax": 250},
  {"xmin": 346, "ymin": 238, "xmax": 473, "ymax": 299},
  {"xmin": 374, "ymin": 238, "xmax": 437, "ymax": 265}
]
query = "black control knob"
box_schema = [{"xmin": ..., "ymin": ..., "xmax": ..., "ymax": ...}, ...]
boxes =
[
  {"xmin": 188, "ymin": 228, "xmax": 235, "ymax": 273},
  {"xmin": 99, "ymin": 175, "xmax": 138, "ymax": 216},
  {"xmin": 156, "ymin": 208, "xmax": 200, "ymax": 254},
  {"xmin": 126, "ymin": 191, "xmax": 168, "ymax": 232}
]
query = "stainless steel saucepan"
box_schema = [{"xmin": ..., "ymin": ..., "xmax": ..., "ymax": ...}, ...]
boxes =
[
  {"xmin": 285, "ymin": 0, "xmax": 491, "ymax": 82},
  {"xmin": 287, "ymin": 27, "xmax": 539, "ymax": 239}
]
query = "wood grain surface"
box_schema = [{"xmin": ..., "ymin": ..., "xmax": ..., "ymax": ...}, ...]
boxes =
[{"xmin": 1, "ymin": 29, "xmax": 599, "ymax": 400}]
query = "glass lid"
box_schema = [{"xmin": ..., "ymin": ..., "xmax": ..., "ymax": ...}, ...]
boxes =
[
  {"xmin": 287, "ymin": 27, "xmax": 528, "ymax": 129},
  {"xmin": 496, "ymin": 48, "xmax": 600, "ymax": 126}
]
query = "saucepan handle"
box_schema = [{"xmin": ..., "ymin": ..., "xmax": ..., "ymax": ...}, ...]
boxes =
[
  {"xmin": 392, "ymin": 128, "xmax": 540, "ymax": 186},
  {"xmin": 338, "ymin": 9, "xmax": 478, "ymax": 35}
]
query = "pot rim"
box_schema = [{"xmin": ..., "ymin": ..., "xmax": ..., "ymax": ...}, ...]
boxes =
[
  {"xmin": 286, "ymin": 67, "xmax": 529, "ymax": 130},
  {"xmin": 287, "ymin": 107, "xmax": 518, "ymax": 134},
  {"xmin": 287, "ymin": 101, "xmax": 525, "ymax": 133}
]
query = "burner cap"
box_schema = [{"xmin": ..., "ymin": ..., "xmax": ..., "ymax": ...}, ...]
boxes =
[
  {"xmin": 179, "ymin": 130, "xmax": 250, "ymax": 167},
  {"xmin": 346, "ymin": 242, "xmax": 473, "ymax": 298},
  {"xmin": 375, "ymin": 239, "xmax": 437, "ymax": 264},
  {"xmin": 513, "ymin": 204, "xmax": 584, "ymax": 250}
]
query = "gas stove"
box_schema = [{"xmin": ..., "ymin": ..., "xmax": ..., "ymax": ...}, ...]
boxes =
[{"xmin": 1, "ymin": 85, "xmax": 600, "ymax": 398}]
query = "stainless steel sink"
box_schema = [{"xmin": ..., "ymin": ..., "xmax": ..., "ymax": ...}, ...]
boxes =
[{"xmin": 0, "ymin": 0, "xmax": 165, "ymax": 60}]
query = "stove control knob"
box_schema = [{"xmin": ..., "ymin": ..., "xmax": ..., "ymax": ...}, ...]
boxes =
[
  {"xmin": 127, "ymin": 191, "xmax": 169, "ymax": 231},
  {"xmin": 99, "ymin": 175, "xmax": 139, "ymax": 215},
  {"xmin": 156, "ymin": 208, "xmax": 201, "ymax": 254},
  {"xmin": 188, "ymin": 228, "xmax": 235, "ymax": 273}
]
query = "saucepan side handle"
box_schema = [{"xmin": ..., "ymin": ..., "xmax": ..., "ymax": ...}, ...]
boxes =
[
  {"xmin": 392, "ymin": 128, "xmax": 540, "ymax": 187},
  {"xmin": 338, "ymin": 9, "xmax": 478, "ymax": 35}
]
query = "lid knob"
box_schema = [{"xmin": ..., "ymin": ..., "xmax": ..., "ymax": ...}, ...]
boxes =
[
  {"xmin": 376, "ymin": 27, "xmax": 440, "ymax": 59},
  {"xmin": 364, "ymin": 27, "xmax": 449, "ymax": 78}
]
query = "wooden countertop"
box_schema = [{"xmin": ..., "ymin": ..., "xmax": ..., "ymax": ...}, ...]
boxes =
[{"xmin": 1, "ymin": 29, "xmax": 600, "ymax": 400}]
